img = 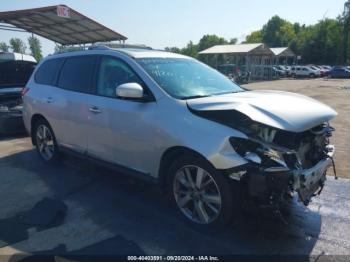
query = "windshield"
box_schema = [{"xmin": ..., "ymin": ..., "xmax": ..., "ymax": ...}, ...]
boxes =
[{"xmin": 136, "ymin": 58, "xmax": 243, "ymax": 99}]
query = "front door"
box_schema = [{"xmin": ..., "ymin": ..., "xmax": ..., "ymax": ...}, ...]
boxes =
[{"xmin": 87, "ymin": 56, "xmax": 158, "ymax": 173}]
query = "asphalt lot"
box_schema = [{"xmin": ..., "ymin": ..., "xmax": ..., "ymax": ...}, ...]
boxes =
[{"xmin": 0, "ymin": 79, "xmax": 350, "ymax": 259}]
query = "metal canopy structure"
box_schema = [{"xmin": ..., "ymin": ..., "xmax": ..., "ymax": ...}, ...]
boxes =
[{"xmin": 0, "ymin": 5, "xmax": 127, "ymax": 45}]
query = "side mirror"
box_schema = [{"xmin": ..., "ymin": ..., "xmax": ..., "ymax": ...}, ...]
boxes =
[{"xmin": 116, "ymin": 83, "xmax": 144, "ymax": 99}]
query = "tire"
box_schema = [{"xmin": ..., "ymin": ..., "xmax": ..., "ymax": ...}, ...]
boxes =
[
  {"xmin": 309, "ymin": 73, "xmax": 315, "ymax": 78},
  {"xmin": 33, "ymin": 119, "xmax": 60, "ymax": 164},
  {"xmin": 166, "ymin": 154, "xmax": 239, "ymax": 227},
  {"xmin": 291, "ymin": 73, "xmax": 296, "ymax": 78}
]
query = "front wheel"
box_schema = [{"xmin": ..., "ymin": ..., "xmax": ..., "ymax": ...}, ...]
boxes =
[
  {"xmin": 33, "ymin": 119, "xmax": 60, "ymax": 164},
  {"xmin": 167, "ymin": 155, "xmax": 239, "ymax": 227}
]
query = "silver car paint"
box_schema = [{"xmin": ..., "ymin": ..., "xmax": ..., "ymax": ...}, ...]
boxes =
[
  {"xmin": 23, "ymin": 49, "xmax": 249, "ymax": 178},
  {"xmin": 187, "ymin": 90, "xmax": 337, "ymax": 132},
  {"xmin": 23, "ymin": 49, "xmax": 336, "ymax": 179}
]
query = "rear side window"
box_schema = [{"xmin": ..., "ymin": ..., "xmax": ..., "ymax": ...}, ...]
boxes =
[
  {"xmin": 58, "ymin": 56, "xmax": 96, "ymax": 93},
  {"xmin": 35, "ymin": 58, "xmax": 63, "ymax": 85}
]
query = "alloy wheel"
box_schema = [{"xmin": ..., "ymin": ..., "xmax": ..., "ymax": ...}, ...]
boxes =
[
  {"xmin": 36, "ymin": 124, "xmax": 55, "ymax": 161},
  {"xmin": 173, "ymin": 165, "xmax": 222, "ymax": 224}
]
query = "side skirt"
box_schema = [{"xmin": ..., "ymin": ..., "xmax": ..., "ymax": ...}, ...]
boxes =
[{"xmin": 59, "ymin": 146, "xmax": 158, "ymax": 184}]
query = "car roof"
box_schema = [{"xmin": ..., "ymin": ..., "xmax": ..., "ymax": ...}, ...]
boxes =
[
  {"xmin": 49, "ymin": 47, "xmax": 191, "ymax": 60},
  {"xmin": 115, "ymin": 48, "xmax": 191, "ymax": 59}
]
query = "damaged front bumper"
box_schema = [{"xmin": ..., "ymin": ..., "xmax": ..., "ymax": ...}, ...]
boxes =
[
  {"xmin": 293, "ymin": 149, "xmax": 333, "ymax": 205},
  {"xmin": 227, "ymin": 136, "xmax": 335, "ymax": 206}
]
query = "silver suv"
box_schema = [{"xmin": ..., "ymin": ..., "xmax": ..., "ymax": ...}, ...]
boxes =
[{"xmin": 23, "ymin": 46, "xmax": 337, "ymax": 227}]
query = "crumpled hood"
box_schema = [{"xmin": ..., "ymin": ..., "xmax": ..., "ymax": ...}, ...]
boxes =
[{"xmin": 187, "ymin": 90, "xmax": 337, "ymax": 132}]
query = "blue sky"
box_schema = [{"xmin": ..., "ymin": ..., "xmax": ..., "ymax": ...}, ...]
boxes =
[{"xmin": 0, "ymin": 0, "xmax": 346, "ymax": 56}]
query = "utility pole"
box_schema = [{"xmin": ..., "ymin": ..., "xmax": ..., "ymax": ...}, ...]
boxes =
[{"xmin": 342, "ymin": 0, "xmax": 350, "ymax": 64}]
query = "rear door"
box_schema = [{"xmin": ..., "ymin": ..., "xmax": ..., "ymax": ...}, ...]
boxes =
[
  {"xmin": 29, "ymin": 58, "xmax": 65, "ymax": 140},
  {"xmin": 56, "ymin": 55, "xmax": 97, "ymax": 153}
]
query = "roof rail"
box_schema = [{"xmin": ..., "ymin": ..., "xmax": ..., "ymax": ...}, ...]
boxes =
[
  {"xmin": 89, "ymin": 42, "xmax": 152, "ymax": 50},
  {"xmin": 54, "ymin": 46, "xmax": 85, "ymax": 55},
  {"xmin": 88, "ymin": 44, "xmax": 110, "ymax": 51},
  {"xmin": 52, "ymin": 42, "xmax": 152, "ymax": 55}
]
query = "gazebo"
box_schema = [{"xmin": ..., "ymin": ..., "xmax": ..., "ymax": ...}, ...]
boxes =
[
  {"xmin": 199, "ymin": 43, "xmax": 275, "ymax": 80},
  {"xmin": 270, "ymin": 47, "xmax": 296, "ymax": 65}
]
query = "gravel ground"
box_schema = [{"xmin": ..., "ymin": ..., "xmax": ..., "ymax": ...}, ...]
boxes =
[{"xmin": 0, "ymin": 136, "xmax": 349, "ymax": 259}]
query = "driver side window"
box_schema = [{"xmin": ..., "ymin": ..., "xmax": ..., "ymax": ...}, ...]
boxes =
[{"xmin": 97, "ymin": 56, "xmax": 143, "ymax": 98}]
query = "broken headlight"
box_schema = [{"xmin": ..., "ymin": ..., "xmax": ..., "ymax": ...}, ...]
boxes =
[{"xmin": 229, "ymin": 137, "xmax": 290, "ymax": 169}]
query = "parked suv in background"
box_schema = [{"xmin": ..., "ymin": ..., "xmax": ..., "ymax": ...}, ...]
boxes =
[
  {"xmin": 290, "ymin": 66, "xmax": 321, "ymax": 78},
  {"xmin": 329, "ymin": 67, "xmax": 350, "ymax": 78},
  {"xmin": 23, "ymin": 46, "xmax": 337, "ymax": 227}
]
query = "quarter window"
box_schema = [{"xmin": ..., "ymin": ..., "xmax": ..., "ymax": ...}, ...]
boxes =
[
  {"xmin": 96, "ymin": 57, "xmax": 143, "ymax": 98},
  {"xmin": 58, "ymin": 56, "xmax": 96, "ymax": 93},
  {"xmin": 35, "ymin": 58, "xmax": 63, "ymax": 85}
]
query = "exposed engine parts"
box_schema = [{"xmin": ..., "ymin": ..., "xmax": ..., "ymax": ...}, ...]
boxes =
[{"xmin": 228, "ymin": 121, "xmax": 335, "ymax": 208}]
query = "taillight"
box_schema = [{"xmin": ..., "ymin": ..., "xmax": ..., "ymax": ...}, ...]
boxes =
[{"xmin": 21, "ymin": 87, "xmax": 30, "ymax": 97}]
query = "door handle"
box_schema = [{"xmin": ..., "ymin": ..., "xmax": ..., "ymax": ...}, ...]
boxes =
[
  {"xmin": 89, "ymin": 106, "xmax": 102, "ymax": 114},
  {"xmin": 46, "ymin": 97, "xmax": 54, "ymax": 103}
]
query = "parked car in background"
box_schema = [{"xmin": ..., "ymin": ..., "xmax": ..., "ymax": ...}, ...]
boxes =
[
  {"xmin": 23, "ymin": 46, "xmax": 337, "ymax": 227},
  {"xmin": 312, "ymin": 65, "xmax": 326, "ymax": 77},
  {"xmin": 272, "ymin": 66, "xmax": 286, "ymax": 77},
  {"xmin": 321, "ymin": 65, "xmax": 332, "ymax": 71},
  {"xmin": 217, "ymin": 64, "xmax": 251, "ymax": 84},
  {"xmin": 329, "ymin": 67, "xmax": 350, "ymax": 78},
  {"xmin": 319, "ymin": 65, "xmax": 332, "ymax": 76},
  {"xmin": 0, "ymin": 53, "xmax": 36, "ymax": 134},
  {"xmin": 0, "ymin": 52, "xmax": 37, "ymax": 63},
  {"xmin": 280, "ymin": 65, "xmax": 291, "ymax": 76},
  {"xmin": 290, "ymin": 66, "xmax": 321, "ymax": 78}
]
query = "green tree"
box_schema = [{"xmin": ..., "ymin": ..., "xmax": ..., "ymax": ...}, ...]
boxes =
[
  {"xmin": 164, "ymin": 47, "xmax": 181, "ymax": 53},
  {"xmin": 341, "ymin": 0, "xmax": 350, "ymax": 63},
  {"xmin": 197, "ymin": 34, "xmax": 228, "ymax": 52},
  {"xmin": 196, "ymin": 34, "xmax": 230, "ymax": 66},
  {"xmin": 296, "ymin": 19, "xmax": 342, "ymax": 64},
  {"xmin": 10, "ymin": 38, "xmax": 27, "ymax": 54},
  {"xmin": 0, "ymin": 42, "xmax": 9, "ymax": 52},
  {"xmin": 261, "ymin": 16, "xmax": 296, "ymax": 47},
  {"xmin": 181, "ymin": 41, "xmax": 198, "ymax": 58},
  {"xmin": 229, "ymin": 38, "xmax": 238, "ymax": 44},
  {"xmin": 245, "ymin": 30, "xmax": 263, "ymax": 43},
  {"xmin": 9, "ymin": 38, "xmax": 26, "ymax": 54},
  {"xmin": 28, "ymin": 35, "xmax": 43, "ymax": 61}
]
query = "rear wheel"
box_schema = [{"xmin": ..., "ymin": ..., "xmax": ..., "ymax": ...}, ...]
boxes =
[
  {"xmin": 33, "ymin": 119, "xmax": 60, "ymax": 163},
  {"xmin": 167, "ymin": 154, "xmax": 238, "ymax": 227}
]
